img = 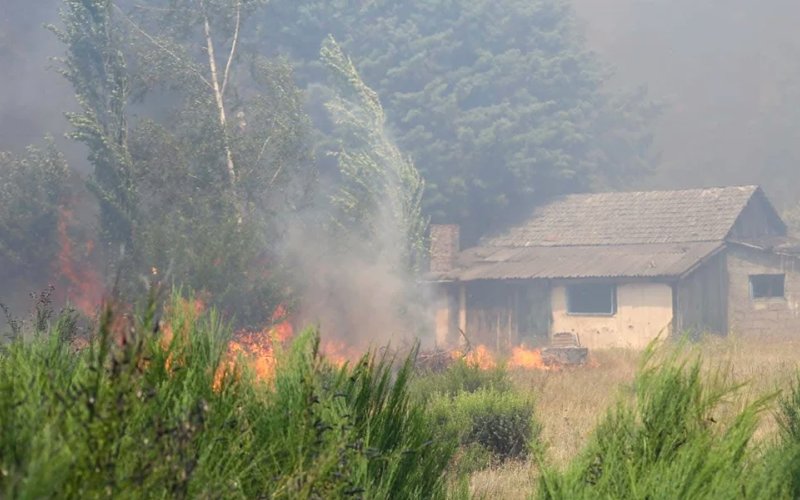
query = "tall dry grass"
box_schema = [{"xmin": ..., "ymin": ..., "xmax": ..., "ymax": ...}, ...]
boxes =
[{"xmin": 470, "ymin": 335, "xmax": 800, "ymax": 499}]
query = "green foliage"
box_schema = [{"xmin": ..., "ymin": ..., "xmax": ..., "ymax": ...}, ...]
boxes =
[
  {"xmin": 429, "ymin": 389, "xmax": 538, "ymax": 472},
  {"xmin": 51, "ymin": 0, "xmax": 316, "ymax": 326},
  {"xmin": 51, "ymin": 0, "xmax": 137, "ymax": 247},
  {"xmin": 412, "ymin": 360, "xmax": 535, "ymax": 474},
  {"xmin": 778, "ymin": 376, "xmax": 800, "ymax": 443},
  {"xmin": 321, "ymin": 36, "xmax": 428, "ymax": 271},
  {"xmin": 537, "ymin": 346, "xmax": 772, "ymax": 499},
  {"xmin": 0, "ymin": 141, "xmax": 71, "ymax": 280},
  {"xmin": 259, "ymin": 0, "xmax": 657, "ymax": 242},
  {"xmin": 411, "ymin": 358, "xmax": 511, "ymax": 402},
  {"xmin": 0, "ymin": 292, "xmax": 455, "ymax": 498}
]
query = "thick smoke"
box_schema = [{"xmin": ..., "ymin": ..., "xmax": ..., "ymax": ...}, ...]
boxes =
[
  {"xmin": 0, "ymin": 0, "xmax": 84, "ymax": 165},
  {"xmin": 280, "ymin": 217, "xmax": 435, "ymax": 352},
  {"xmin": 277, "ymin": 38, "xmax": 434, "ymax": 352},
  {"xmin": 572, "ymin": 0, "xmax": 800, "ymax": 211}
]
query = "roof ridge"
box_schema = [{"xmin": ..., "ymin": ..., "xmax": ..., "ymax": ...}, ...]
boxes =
[
  {"xmin": 557, "ymin": 184, "xmax": 759, "ymax": 198},
  {"xmin": 481, "ymin": 239, "xmax": 727, "ymax": 249}
]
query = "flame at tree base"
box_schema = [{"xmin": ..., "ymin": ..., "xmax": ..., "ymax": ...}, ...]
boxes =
[
  {"xmin": 56, "ymin": 206, "xmax": 104, "ymax": 316},
  {"xmin": 213, "ymin": 306, "xmax": 295, "ymax": 390}
]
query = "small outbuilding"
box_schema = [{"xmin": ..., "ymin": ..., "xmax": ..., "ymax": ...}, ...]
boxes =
[{"xmin": 429, "ymin": 186, "xmax": 800, "ymax": 350}]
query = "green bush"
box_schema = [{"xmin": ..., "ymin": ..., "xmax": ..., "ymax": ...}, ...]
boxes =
[
  {"xmin": 411, "ymin": 358, "xmax": 511, "ymax": 402},
  {"xmin": 537, "ymin": 346, "xmax": 771, "ymax": 499},
  {"xmin": 0, "ymin": 291, "xmax": 456, "ymax": 499},
  {"xmin": 754, "ymin": 376, "xmax": 800, "ymax": 499},
  {"xmin": 429, "ymin": 388, "xmax": 539, "ymax": 472}
]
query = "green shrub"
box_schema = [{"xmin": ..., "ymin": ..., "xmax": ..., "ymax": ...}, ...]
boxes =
[
  {"xmin": 0, "ymin": 291, "xmax": 456, "ymax": 499},
  {"xmin": 752, "ymin": 376, "xmax": 800, "ymax": 499},
  {"xmin": 537, "ymin": 345, "xmax": 771, "ymax": 499},
  {"xmin": 411, "ymin": 358, "xmax": 510, "ymax": 403},
  {"xmin": 429, "ymin": 388, "xmax": 539, "ymax": 473}
]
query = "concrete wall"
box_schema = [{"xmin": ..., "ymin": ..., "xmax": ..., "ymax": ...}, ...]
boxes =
[
  {"xmin": 551, "ymin": 282, "xmax": 674, "ymax": 349},
  {"xmin": 727, "ymin": 246, "xmax": 800, "ymax": 336}
]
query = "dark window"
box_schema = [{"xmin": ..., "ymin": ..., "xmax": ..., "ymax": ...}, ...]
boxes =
[
  {"xmin": 750, "ymin": 274, "xmax": 785, "ymax": 299},
  {"xmin": 567, "ymin": 284, "xmax": 617, "ymax": 315}
]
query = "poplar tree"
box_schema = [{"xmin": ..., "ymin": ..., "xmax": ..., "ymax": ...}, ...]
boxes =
[
  {"xmin": 321, "ymin": 36, "xmax": 427, "ymax": 272},
  {"xmin": 51, "ymin": 0, "xmax": 315, "ymax": 325}
]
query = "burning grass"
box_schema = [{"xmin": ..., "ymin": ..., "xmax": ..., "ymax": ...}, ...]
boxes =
[{"xmin": 0, "ymin": 291, "xmax": 455, "ymax": 498}]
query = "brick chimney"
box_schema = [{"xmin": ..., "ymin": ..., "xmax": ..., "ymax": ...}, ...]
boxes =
[{"xmin": 429, "ymin": 224, "xmax": 460, "ymax": 273}]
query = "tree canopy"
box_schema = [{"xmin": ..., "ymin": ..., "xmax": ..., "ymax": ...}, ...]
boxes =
[
  {"xmin": 46, "ymin": 0, "xmax": 316, "ymax": 325},
  {"xmin": 259, "ymin": 0, "xmax": 657, "ymax": 242}
]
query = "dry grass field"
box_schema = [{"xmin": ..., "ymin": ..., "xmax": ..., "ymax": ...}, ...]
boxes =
[{"xmin": 469, "ymin": 335, "xmax": 800, "ymax": 499}]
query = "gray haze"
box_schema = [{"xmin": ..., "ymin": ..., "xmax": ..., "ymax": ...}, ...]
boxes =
[
  {"xmin": 0, "ymin": 0, "xmax": 81, "ymax": 161},
  {"xmin": 573, "ymin": 0, "xmax": 800, "ymax": 210}
]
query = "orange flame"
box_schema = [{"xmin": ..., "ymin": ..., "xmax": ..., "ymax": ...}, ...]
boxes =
[
  {"xmin": 269, "ymin": 304, "xmax": 293, "ymax": 342},
  {"xmin": 452, "ymin": 344, "xmax": 497, "ymax": 370},
  {"xmin": 56, "ymin": 207, "xmax": 104, "ymax": 316},
  {"xmin": 508, "ymin": 346, "xmax": 551, "ymax": 371},
  {"xmin": 451, "ymin": 344, "xmax": 555, "ymax": 371},
  {"xmin": 320, "ymin": 339, "xmax": 366, "ymax": 367},
  {"xmin": 213, "ymin": 304, "xmax": 295, "ymax": 390}
]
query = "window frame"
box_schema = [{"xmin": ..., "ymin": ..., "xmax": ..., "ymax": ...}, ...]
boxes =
[
  {"xmin": 566, "ymin": 283, "xmax": 618, "ymax": 316},
  {"xmin": 749, "ymin": 274, "xmax": 786, "ymax": 300}
]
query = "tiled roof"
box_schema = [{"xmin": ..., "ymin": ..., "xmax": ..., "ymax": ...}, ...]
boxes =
[
  {"xmin": 436, "ymin": 242, "xmax": 723, "ymax": 281},
  {"xmin": 482, "ymin": 186, "xmax": 760, "ymax": 247}
]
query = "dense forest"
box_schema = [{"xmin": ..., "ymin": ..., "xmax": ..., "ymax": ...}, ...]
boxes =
[{"xmin": 1, "ymin": 0, "xmax": 799, "ymax": 324}]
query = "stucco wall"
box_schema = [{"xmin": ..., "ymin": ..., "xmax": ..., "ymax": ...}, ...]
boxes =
[
  {"xmin": 727, "ymin": 247, "xmax": 800, "ymax": 336},
  {"xmin": 551, "ymin": 282, "xmax": 674, "ymax": 349}
]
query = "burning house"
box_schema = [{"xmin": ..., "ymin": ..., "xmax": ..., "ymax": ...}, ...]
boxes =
[{"xmin": 429, "ymin": 186, "xmax": 800, "ymax": 350}]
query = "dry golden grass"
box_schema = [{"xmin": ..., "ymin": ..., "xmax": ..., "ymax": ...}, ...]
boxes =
[{"xmin": 467, "ymin": 335, "xmax": 800, "ymax": 499}]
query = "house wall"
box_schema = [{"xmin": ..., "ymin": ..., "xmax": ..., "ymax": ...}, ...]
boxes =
[
  {"xmin": 551, "ymin": 282, "xmax": 673, "ymax": 349},
  {"xmin": 464, "ymin": 280, "xmax": 518, "ymax": 351},
  {"xmin": 729, "ymin": 191, "xmax": 787, "ymax": 240},
  {"xmin": 516, "ymin": 281, "xmax": 551, "ymax": 347},
  {"xmin": 727, "ymin": 246, "xmax": 800, "ymax": 336},
  {"xmin": 676, "ymin": 252, "xmax": 728, "ymax": 335},
  {"xmin": 434, "ymin": 280, "xmax": 551, "ymax": 352},
  {"xmin": 433, "ymin": 282, "xmax": 459, "ymax": 347}
]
